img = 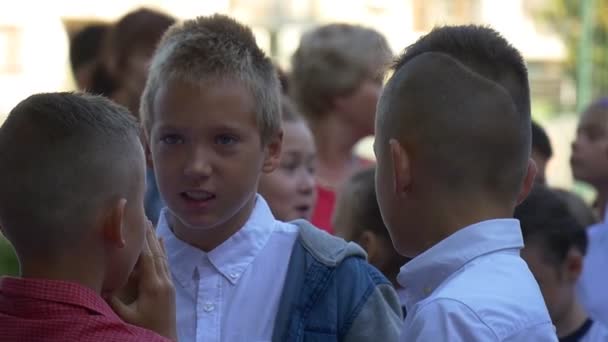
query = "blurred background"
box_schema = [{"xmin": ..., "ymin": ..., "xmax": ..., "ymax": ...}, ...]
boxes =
[{"xmin": 0, "ymin": 0, "xmax": 605, "ymax": 274}]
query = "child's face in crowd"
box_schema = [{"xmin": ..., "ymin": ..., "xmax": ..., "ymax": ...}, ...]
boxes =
[
  {"xmin": 259, "ymin": 120, "xmax": 317, "ymax": 221},
  {"xmin": 148, "ymin": 78, "xmax": 280, "ymax": 233},
  {"xmin": 521, "ymin": 243, "xmax": 579, "ymax": 324},
  {"xmin": 104, "ymin": 143, "xmax": 148, "ymax": 294},
  {"xmin": 571, "ymin": 109, "xmax": 608, "ymax": 186}
]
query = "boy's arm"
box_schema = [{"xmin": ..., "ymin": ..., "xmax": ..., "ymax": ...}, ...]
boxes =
[{"xmin": 343, "ymin": 282, "xmax": 403, "ymax": 342}]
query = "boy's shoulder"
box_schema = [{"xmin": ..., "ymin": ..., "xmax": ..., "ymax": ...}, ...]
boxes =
[
  {"xmin": 416, "ymin": 251, "xmax": 553, "ymax": 339},
  {"xmin": 290, "ymin": 219, "xmax": 366, "ymax": 267}
]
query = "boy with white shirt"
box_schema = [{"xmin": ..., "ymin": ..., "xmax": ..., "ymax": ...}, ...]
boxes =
[
  {"xmin": 373, "ymin": 26, "xmax": 557, "ymax": 341},
  {"xmin": 140, "ymin": 15, "xmax": 402, "ymax": 342}
]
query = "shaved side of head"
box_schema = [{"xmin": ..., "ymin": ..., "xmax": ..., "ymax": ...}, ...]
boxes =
[{"xmin": 377, "ymin": 52, "xmax": 526, "ymax": 202}]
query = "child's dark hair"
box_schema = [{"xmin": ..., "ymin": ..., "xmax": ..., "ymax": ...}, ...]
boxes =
[
  {"xmin": 0, "ymin": 92, "xmax": 140, "ymax": 259},
  {"xmin": 394, "ymin": 25, "xmax": 530, "ymax": 120},
  {"xmin": 532, "ymin": 121, "xmax": 553, "ymax": 160},
  {"xmin": 69, "ymin": 24, "xmax": 108, "ymax": 74},
  {"xmin": 514, "ymin": 185, "xmax": 588, "ymax": 266},
  {"xmin": 342, "ymin": 168, "xmax": 390, "ymax": 240}
]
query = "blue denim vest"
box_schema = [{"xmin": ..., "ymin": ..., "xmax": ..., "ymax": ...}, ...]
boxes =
[{"xmin": 272, "ymin": 220, "xmax": 402, "ymax": 342}]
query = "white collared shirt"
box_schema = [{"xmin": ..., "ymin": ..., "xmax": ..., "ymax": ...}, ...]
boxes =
[
  {"xmin": 398, "ymin": 219, "xmax": 557, "ymax": 341},
  {"xmin": 578, "ymin": 210, "xmax": 608, "ymax": 327},
  {"xmin": 157, "ymin": 195, "xmax": 299, "ymax": 342}
]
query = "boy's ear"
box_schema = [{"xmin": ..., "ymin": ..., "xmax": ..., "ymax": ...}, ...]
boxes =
[
  {"xmin": 563, "ymin": 247, "xmax": 584, "ymax": 283},
  {"xmin": 102, "ymin": 198, "xmax": 127, "ymax": 248},
  {"xmin": 389, "ymin": 138, "xmax": 411, "ymax": 197},
  {"xmin": 262, "ymin": 130, "xmax": 283, "ymax": 173},
  {"xmin": 516, "ymin": 158, "xmax": 538, "ymax": 205}
]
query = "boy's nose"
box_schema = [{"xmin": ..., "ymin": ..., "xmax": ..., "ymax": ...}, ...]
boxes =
[
  {"xmin": 297, "ymin": 173, "xmax": 315, "ymax": 194},
  {"xmin": 184, "ymin": 149, "xmax": 212, "ymax": 178}
]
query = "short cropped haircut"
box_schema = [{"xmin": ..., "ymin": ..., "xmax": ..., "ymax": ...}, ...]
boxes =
[
  {"xmin": 532, "ymin": 121, "xmax": 553, "ymax": 159},
  {"xmin": 379, "ymin": 26, "xmax": 531, "ymax": 202},
  {"xmin": 69, "ymin": 24, "xmax": 108, "ymax": 73},
  {"xmin": 394, "ymin": 25, "xmax": 531, "ymax": 121},
  {"xmin": 141, "ymin": 14, "xmax": 281, "ymax": 143},
  {"xmin": 378, "ymin": 51, "xmax": 524, "ymax": 201},
  {"xmin": 515, "ymin": 185, "xmax": 588, "ymax": 266},
  {"xmin": 0, "ymin": 93, "xmax": 141, "ymax": 258},
  {"xmin": 340, "ymin": 167, "xmax": 391, "ymax": 240},
  {"xmin": 290, "ymin": 23, "xmax": 392, "ymax": 120}
]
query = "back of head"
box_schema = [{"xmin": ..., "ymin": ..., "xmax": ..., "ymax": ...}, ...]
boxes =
[
  {"xmin": 0, "ymin": 93, "xmax": 140, "ymax": 259},
  {"xmin": 377, "ymin": 51, "xmax": 527, "ymax": 202},
  {"xmin": 553, "ymin": 188, "xmax": 597, "ymax": 228},
  {"xmin": 515, "ymin": 185, "xmax": 587, "ymax": 265},
  {"xmin": 395, "ymin": 25, "xmax": 530, "ymax": 121},
  {"xmin": 141, "ymin": 14, "xmax": 281, "ymax": 143},
  {"xmin": 290, "ymin": 23, "xmax": 391, "ymax": 120},
  {"xmin": 532, "ymin": 121, "xmax": 553, "ymax": 160}
]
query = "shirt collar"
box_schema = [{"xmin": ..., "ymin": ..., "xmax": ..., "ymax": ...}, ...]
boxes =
[
  {"xmin": 157, "ymin": 194, "xmax": 277, "ymax": 287},
  {"xmin": 0, "ymin": 277, "xmax": 118, "ymax": 319},
  {"xmin": 397, "ymin": 219, "xmax": 524, "ymax": 311}
]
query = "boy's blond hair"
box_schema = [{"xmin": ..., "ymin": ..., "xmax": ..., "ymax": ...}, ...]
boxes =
[
  {"xmin": 140, "ymin": 14, "xmax": 281, "ymax": 143},
  {"xmin": 290, "ymin": 23, "xmax": 391, "ymax": 120}
]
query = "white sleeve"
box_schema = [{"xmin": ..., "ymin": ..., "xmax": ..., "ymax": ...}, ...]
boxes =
[{"xmin": 401, "ymin": 298, "xmax": 498, "ymax": 342}]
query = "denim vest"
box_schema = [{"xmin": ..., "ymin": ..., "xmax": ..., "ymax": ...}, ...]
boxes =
[{"xmin": 272, "ymin": 220, "xmax": 403, "ymax": 342}]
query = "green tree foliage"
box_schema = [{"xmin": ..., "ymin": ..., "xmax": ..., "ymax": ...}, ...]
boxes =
[{"xmin": 540, "ymin": 0, "xmax": 608, "ymax": 101}]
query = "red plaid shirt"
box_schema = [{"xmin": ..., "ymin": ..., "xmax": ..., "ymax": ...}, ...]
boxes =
[{"xmin": 0, "ymin": 277, "xmax": 172, "ymax": 342}]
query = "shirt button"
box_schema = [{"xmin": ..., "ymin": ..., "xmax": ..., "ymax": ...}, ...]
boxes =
[
  {"xmin": 424, "ymin": 287, "xmax": 432, "ymax": 295},
  {"xmin": 229, "ymin": 272, "xmax": 238, "ymax": 279},
  {"xmin": 203, "ymin": 303, "xmax": 215, "ymax": 312}
]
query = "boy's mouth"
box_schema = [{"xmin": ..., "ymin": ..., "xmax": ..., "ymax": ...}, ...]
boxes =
[
  {"xmin": 181, "ymin": 190, "xmax": 216, "ymax": 202},
  {"xmin": 295, "ymin": 204, "xmax": 311, "ymax": 217}
]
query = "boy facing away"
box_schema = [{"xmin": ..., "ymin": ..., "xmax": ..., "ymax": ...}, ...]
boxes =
[
  {"xmin": 140, "ymin": 15, "xmax": 402, "ymax": 342},
  {"xmin": 0, "ymin": 93, "xmax": 176, "ymax": 341},
  {"xmin": 373, "ymin": 26, "xmax": 557, "ymax": 341}
]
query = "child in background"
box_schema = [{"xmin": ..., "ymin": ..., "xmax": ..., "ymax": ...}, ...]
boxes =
[
  {"xmin": 141, "ymin": 15, "xmax": 402, "ymax": 342},
  {"xmin": 259, "ymin": 96, "xmax": 317, "ymax": 222},
  {"xmin": 374, "ymin": 26, "xmax": 556, "ymax": 341},
  {"xmin": 573, "ymin": 98, "xmax": 608, "ymax": 326},
  {"xmin": 333, "ymin": 167, "xmax": 410, "ymax": 308},
  {"xmin": 290, "ymin": 23, "xmax": 392, "ymax": 233},
  {"xmin": 0, "ymin": 92, "xmax": 176, "ymax": 341},
  {"xmin": 532, "ymin": 121, "xmax": 553, "ymax": 185},
  {"xmin": 516, "ymin": 185, "xmax": 608, "ymax": 341},
  {"xmin": 69, "ymin": 24, "xmax": 109, "ymax": 92}
]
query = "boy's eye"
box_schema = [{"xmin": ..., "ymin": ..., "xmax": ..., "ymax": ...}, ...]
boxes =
[
  {"xmin": 160, "ymin": 134, "xmax": 184, "ymax": 145},
  {"xmin": 215, "ymin": 134, "xmax": 238, "ymax": 146}
]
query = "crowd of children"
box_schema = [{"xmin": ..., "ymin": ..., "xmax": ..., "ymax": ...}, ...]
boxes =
[{"xmin": 1, "ymin": 7, "xmax": 608, "ymax": 342}]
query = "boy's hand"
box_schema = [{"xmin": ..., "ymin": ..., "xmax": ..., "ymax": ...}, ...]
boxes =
[{"xmin": 109, "ymin": 224, "xmax": 177, "ymax": 341}]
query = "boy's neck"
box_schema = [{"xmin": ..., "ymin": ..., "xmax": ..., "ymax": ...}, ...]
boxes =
[
  {"xmin": 19, "ymin": 256, "xmax": 104, "ymax": 293},
  {"xmin": 168, "ymin": 194, "xmax": 257, "ymax": 252},
  {"xmin": 416, "ymin": 195, "xmax": 515, "ymax": 251},
  {"xmin": 554, "ymin": 299, "xmax": 589, "ymax": 338},
  {"xmin": 311, "ymin": 116, "xmax": 366, "ymax": 187}
]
